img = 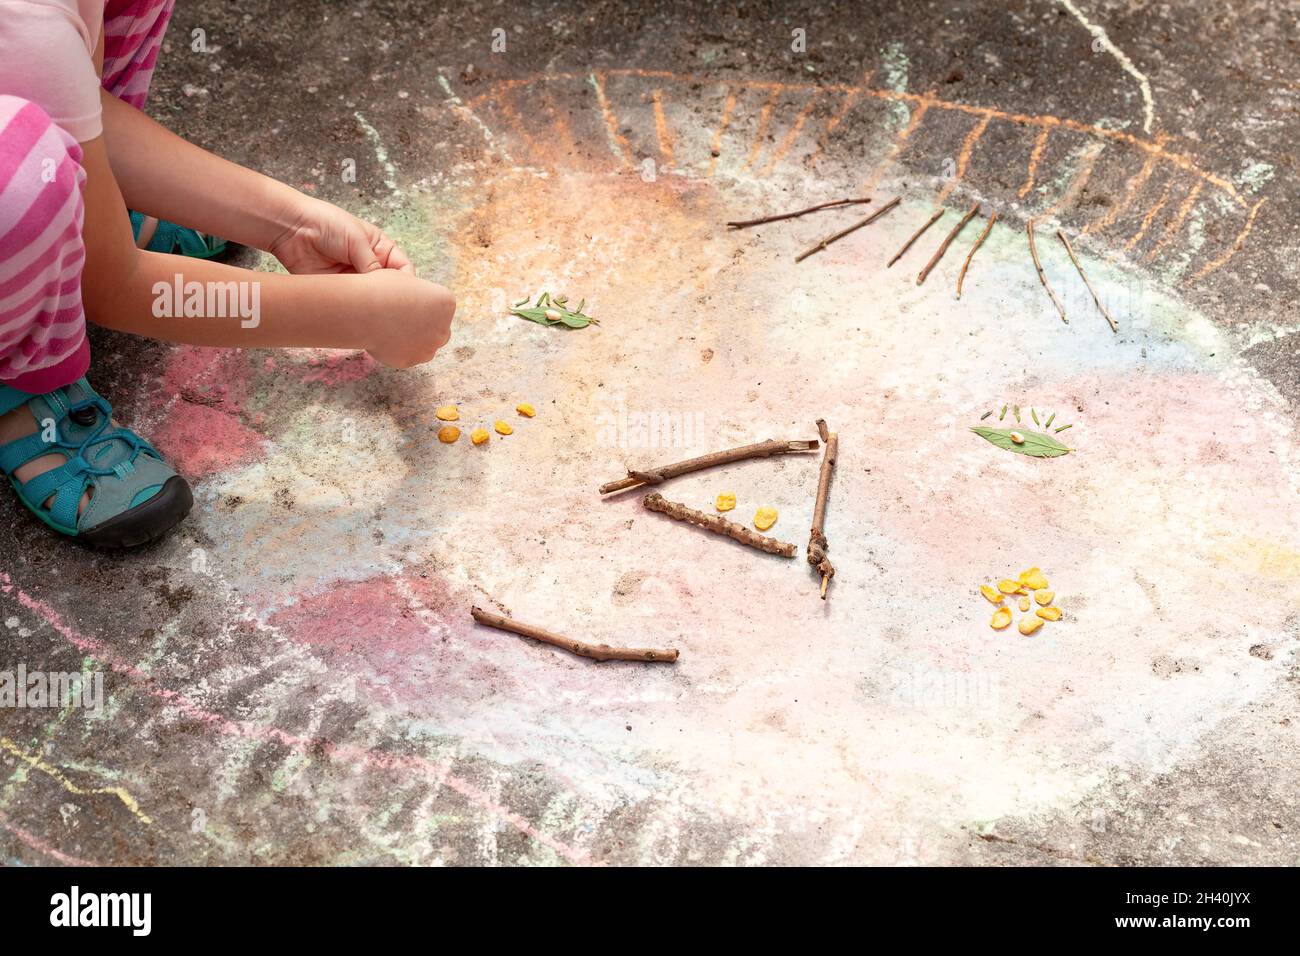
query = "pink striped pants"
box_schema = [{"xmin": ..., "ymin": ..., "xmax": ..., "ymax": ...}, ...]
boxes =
[{"xmin": 0, "ymin": 0, "xmax": 174, "ymax": 394}]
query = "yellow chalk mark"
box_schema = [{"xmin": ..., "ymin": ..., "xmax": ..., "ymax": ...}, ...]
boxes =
[
  {"xmin": 651, "ymin": 89, "xmax": 675, "ymax": 166},
  {"xmin": 1123, "ymin": 179, "xmax": 1173, "ymax": 252},
  {"xmin": 1143, "ymin": 180, "xmax": 1203, "ymax": 262},
  {"xmin": 1213, "ymin": 537, "xmax": 1300, "ymax": 579},
  {"xmin": 740, "ymin": 89, "xmax": 780, "ymax": 173},
  {"xmin": 589, "ymin": 72, "xmax": 633, "ymax": 169},
  {"xmin": 759, "ymin": 92, "xmax": 819, "ymax": 177},
  {"xmin": 938, "ymin": 113, "xmax": 991, "ymax": 202},
  {"xmin": 0, "ymin": 737, "xmax": 152, "ymax": 826},
  {"xmin": 1189, "ymin": 198, "xmax": 1267, "ymax": 282},
  {"xmin": 1018, "ymin": 127, "xmax": 1051, "ymax": 198},
  {"xmin": 1041, "ymin": 141, "xmax": 1105, "ymax": 219},
  {"xmin": 863, "ymin": 99, "xmax": 930, "ymax": 194},
  {"xmin": 806, "ymin": 90, "xmax": 858, "ymax": 168},
  {"xmin": 707, "ymin": 87, "xmax": 737, "ymax": 176},
  {"xmin": 1084, "ymin": 141, "xmax": 1162, "ymax": 234}
]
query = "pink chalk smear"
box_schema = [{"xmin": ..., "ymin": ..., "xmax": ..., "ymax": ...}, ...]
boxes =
[{"xmin": 150, "ymin": 401, "xmax": 266, "ymax": 480}]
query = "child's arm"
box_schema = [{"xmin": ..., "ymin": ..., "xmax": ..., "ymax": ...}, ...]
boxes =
[
  {"xmin": 79, "ymin": 136, "xmax": 452, "ymax": 368},
  {"xmin": 99, "ymin": 91, "xmax": 409, "ymax": 275}
]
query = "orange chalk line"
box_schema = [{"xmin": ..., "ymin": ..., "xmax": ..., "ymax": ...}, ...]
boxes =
[
  {"xmin": 708, "ymin": 87, "xmax": 737, "ymax": 177},
  {"xmin": 1189, "ymin": 197, "xmax": 1266, "ymax": 282},
  {"xmin": 1143, "ymin": 180, "xmax": 1204, "ymax": 262},
  {"xmin": 1123, "ymin": 179, "xmax": 1173, "ymax": 252},
  {"xmin": 937, "ymin": 113, "xmax": 991, "ymax": 202},
  {"xmin": 863, "ymin": 99, "xmax": 930, "ymax": 194},
  {"xmin": 806, "ymin": 90, "xmax": 858, "ymax": 168},
  {"xmin": 589, "ymin": 71, "xmax": 633, "ymax": 169},
  {"xmin": 494, "ymin": 87, "xmax": 551, "ymax": 166},
  {"xmin": 740, "ymin": 88, "xmax": 780, "ymax": 173},
  {"xmin": 1018, "ymin": 127, "xmax": 1051, "ymax": 198},
  {"xmin": 651, "ymin": 89, "xmax": 675, "ymax": 166},
  {"xmin": 1040, "ymin": 141, "xmax": 1105, "ymax": 219},
  {"xmin": 1083, "ymin": 139, "xmax": 1162, "ymax": 235},
  {"xmin": 469, "ymin": 70, "xmax": 1260, "ymax": 270},
  {"xmin": 759, "ymin": 91, "xmax": 820, "ymax": 177},
  {"xmin": 466, "ymin": 71, "xmax": 1243, "ymax": 205},
  {"xmin": 544, "ymin": 88, "xmax": 582, "ymax": 166}
]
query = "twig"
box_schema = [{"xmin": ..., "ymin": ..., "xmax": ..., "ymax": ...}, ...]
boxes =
[
  {"xmin": 887, "ymin": 207, "xmax": 944, "ymax": 267},
  {"xmin": 956, "ymin": 211, "xmax": 997, "ymax": 299},
  {"xmin": 470, "ymin": 605, "xmax": 678, "ymax": 663},
  {"xmin": 794, "ymin": 196, "xmax": 901, "ymax": 263},
  {"xmin": 917, "ymin": 202, "xmax": 980, "ymax": 285},
  {"xmin": 1027, "ymin": 221, "xmax": 1068, "ymax": 324},
  {"xmin": 600, "ymin": 437, "xmax": 819, "ymax": 495},
  {"xmin": 807, "ymin": 419, "xmax": 838, "ymax": 599},
  {"xmin": 1057, "ymin": 229, "xmax": 1118, "ymax": 333},
  {"xmin": 727, "ymin": 197, "xmax": 870, "ymax": 229},
  {"xmin": 642, "ymin": 493, "xmax": 797, "ymax": 557}
]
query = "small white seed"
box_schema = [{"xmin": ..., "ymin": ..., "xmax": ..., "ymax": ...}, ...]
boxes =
[
  {"xmin": 544, "ymin": 309, "xmax": 562, "ymax": 321},
  {"xmin": 1009, "ymin": 431, "xmax": 1025, "ymax": 444}
]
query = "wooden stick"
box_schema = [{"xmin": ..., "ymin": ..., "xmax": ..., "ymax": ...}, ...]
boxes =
[
  {"xmin": 470, "ymin": 606, "xmax": 678, "ymax": 663},
  {"xmin": 794, "ymin": 196, "xmax": 901, "ymax": 263},
  {"xmin": 807, "ymin": 419, "xmax": 838, "ymax": 599},
  {"xmin": 600, "ymin": 437, "xmax": 819, "ymax": 495},
  {"xmin": 1057, "ymin": 229, "xmax": 1118, "ymax": 333},
  {"xmin": 642, "ymin": 492, "xmax": 797, "ymax": 557},
  {"xmin": 887, "ymin": 207, "xmax": 944, "ymax": 267},
  {"xmin": 1027, "ymin": 220, "xmax": 1068, "ymax": 324},
  {"xmin": 956, "ymin": 211, "xmax": 997, "ymax": 299},
  {"xmin": 917, "ymin": 202, "xmax": 980, "ymax": 285},
  {"xmin": 727, "ymin": 197, "xmax": 870, "ymax": 229}
]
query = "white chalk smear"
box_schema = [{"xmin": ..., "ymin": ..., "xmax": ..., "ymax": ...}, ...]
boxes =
[
  {"xmin": 436, "ymin": 74, "xmax": 515, "ymax": 166},
  {"xmin": 353, "ymin": 111, "xmax": 402, "ymax": 198},
  {"xmin": 1057, "ymin": 0, "xmax": 1155, "ymax": 134}
]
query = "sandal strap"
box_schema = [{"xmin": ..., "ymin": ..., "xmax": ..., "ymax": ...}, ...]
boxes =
[
  {"xmin": 18, "ymin": 454, "xmax": 89, "ymax": 506},
  {"xmin": 0, "ymin": 430, "xmax": 62, "ymax": 474}
]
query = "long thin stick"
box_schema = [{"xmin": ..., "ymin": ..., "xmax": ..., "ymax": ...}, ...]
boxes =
[
  {"xmin": 643, "ymin": 493, "xmax": 797, "ymax": 557},
  {"xmin": 470, "ymin": 606, "xmax": 678, "ymax": 663},
  {"xmin": 600, "ymin": 437, "xmax": 819, "ymax": 495},
  {"xmin": 917, "ymin": 202, "xmax": 980, "ymax": 285},
  {"xmin": 887, "ymin": 207, "xmax": 944, "ymax": 267},
  {"xmin": 1057, "ymin": 229, "xmax": 1118, "ymax": 333},
  {"xmin": 727, "ymin": 197, "xmax": 870, "ymax": 229},
  {"xmin": 794, "ymin": 196, "xmax": 901, "ymax": 263},
  {"xmin": 956, "ymin": 211, "xmax": 997, "ymax": 299},
  {"xmin": 1027, "ymin": 221, "xmax": 1068, "ymax": 324},
  {"xmin": 807, "ymin": 419, "xmax": 838, "ymax": 599}
]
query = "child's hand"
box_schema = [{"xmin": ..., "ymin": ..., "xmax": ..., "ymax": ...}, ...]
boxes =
[
  {"xmin": 268, "ymin": 197, "xmax": 415, "ymax": 276},
  {"xmin": 361, "ymin": 269, "xmax": 455, "ymax": 369}
]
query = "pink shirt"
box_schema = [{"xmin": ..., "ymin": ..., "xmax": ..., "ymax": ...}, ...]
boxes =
[{"xmin": 0, "ymin": 1, "xmax": 105, "ymax": 142}]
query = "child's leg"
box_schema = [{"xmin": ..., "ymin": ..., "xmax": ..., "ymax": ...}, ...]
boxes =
[
  {"xmin": 0, "ymin": 95, "xmax": 192, "ymax": 546},
  {"xmin": 0, "ymin": 95, "xmax": 90, "ymax": 392}
]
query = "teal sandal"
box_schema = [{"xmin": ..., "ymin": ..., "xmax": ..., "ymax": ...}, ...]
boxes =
[
  {"xmin": 0, "ymin": 378, "xmax": 192, "ymax": 548},
  {"xmin": 130, "ymin": 211, "xmax": 227, "ymax": 259}
]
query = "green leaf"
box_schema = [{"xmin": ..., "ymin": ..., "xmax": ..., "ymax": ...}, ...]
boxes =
[
  {"xmin": 509, "ymin": 291, "xmax": 598, "ymax": 330},
  {"xmin": 970, "ymin": 426, "xmax": 1071, "ymax": 458}
]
